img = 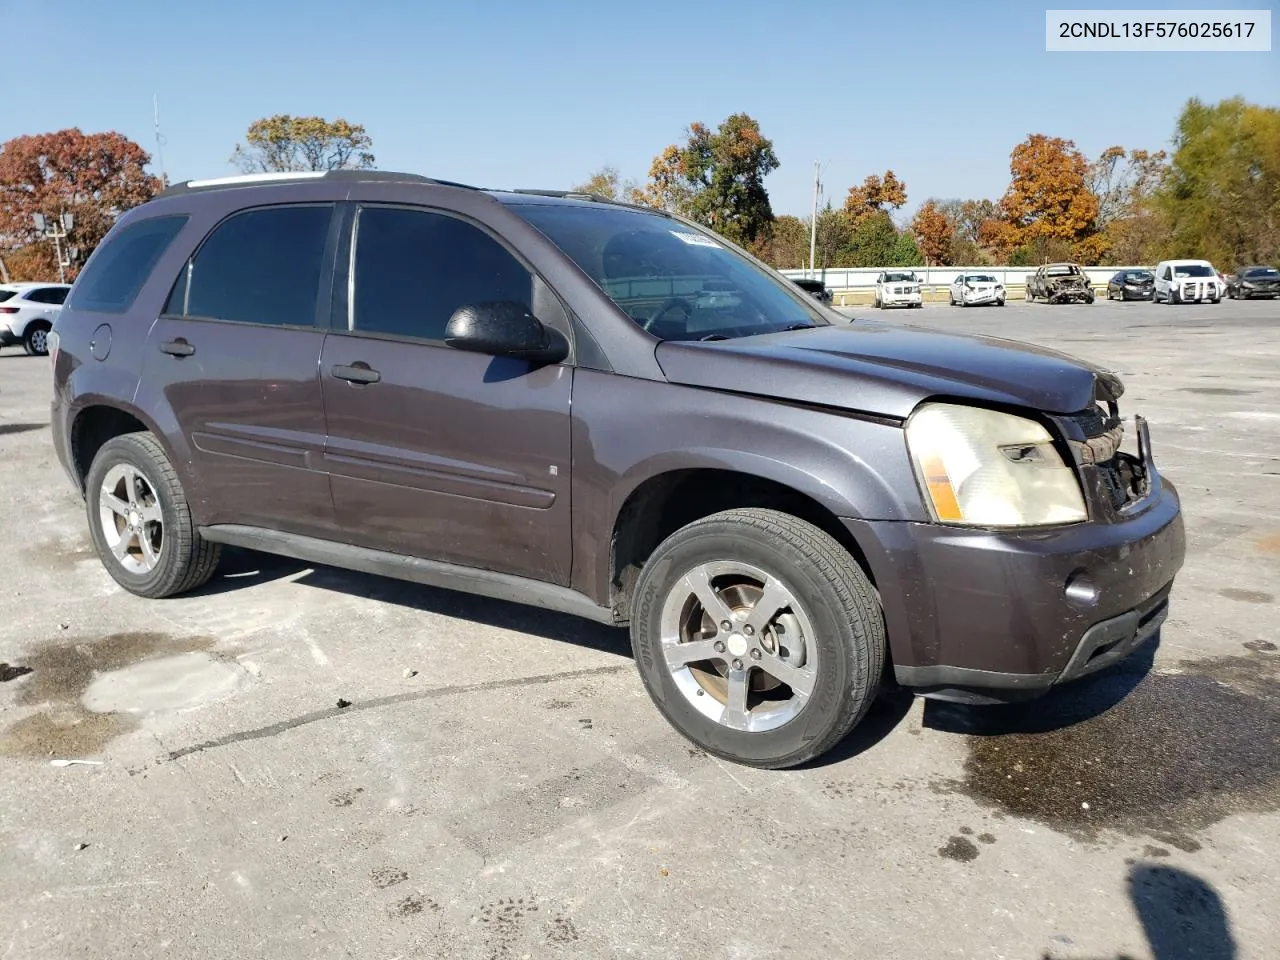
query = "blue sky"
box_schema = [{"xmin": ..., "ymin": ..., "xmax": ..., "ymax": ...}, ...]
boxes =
[{"xmin": 3, "ymin": 0, "xmax": 1276, "ymax": 218}]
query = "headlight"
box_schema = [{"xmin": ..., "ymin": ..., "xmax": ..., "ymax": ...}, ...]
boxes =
[{"xmin": 905, "ymin": 403, "xmax": 1087, "ymax": 527}]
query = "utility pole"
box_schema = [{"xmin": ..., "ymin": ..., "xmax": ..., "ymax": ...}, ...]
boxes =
[
  {"xmin": 808, "ymin": 161, "xmax": 821, "ymax": 279},
  {"xmin": 33, "ymin": 213, "xmax": 75, "ymax": 283},
  {"xmin": 153, "ymin": 94, "xmax": 167, "ymax": 185}
]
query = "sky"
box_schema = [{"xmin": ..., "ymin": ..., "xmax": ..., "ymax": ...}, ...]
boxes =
[{"xmin": 3, "ymin": 0, "xmax": 1277, "ymax": 219}]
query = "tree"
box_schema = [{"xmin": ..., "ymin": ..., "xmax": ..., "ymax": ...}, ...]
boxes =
[
  {"xmin": 634, "ymin": 114, "xmax": 780, "ymax": 247},
  {"xmin": 812, "ymin": 204, "xmax": 853, "ymax": 269},
  {"xmin": 231, "ymin": 115, "xmax": 375, "ymax": 173},
  {"xmin": 997, "ymin": 134, "xmax": 1099, "ymax": 259},
  {"xmin": 912, "ymin": 200, "xmax": 953, "ymax": 264},
  {"xmin": 1155, "ymin": 97, "xmax": 1280, "ymax": 269},
  {"xmin": 846, "ymin": 211, "xmax": 900, "ymax": 267},
  {"xmin": 0, "ymin": 128, "xmax": 162, "ymax": 280},
  {"xmin": 756, "ymin": 213, "xmax": 809, "ymax": 269},
  {"xmin": 844, "ymin": 171, "xmax": 907, "ymax": 223},
  {"xmin": 1088, "ymin": 146, "xmax": 1167, "ymax": 232},
  {"xmin": 572, "ymin": 165, "xmax": 636, "ymax": 202},
  {"xmin": 889, "ymin": 232, "xmax": 923, "ymax": 267}
]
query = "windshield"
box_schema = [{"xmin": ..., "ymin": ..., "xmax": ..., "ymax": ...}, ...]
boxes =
[
  {"xmin": 966, "ymin": 274, "xmax": 996, "ymax": 283},
  {"xmin": 513, "ymin": 203, "xmax": 826, "ymax": 341},
  {"xmin": 0, "ymin": 290, "xmax": 16, "ymax": 303},
  {"xmin": 1246, "ymin": 267, "xmax": 1279, "ymax": 277},
  {"xmin": 1174, "ymin": 264, "xmax": 1215, "ymax": 277},
  {"xmin": 1045, "ymin": 265, "xmax": 1077, "ymax": 276},
  {"xmin": 883, "ymin": 272, "xmax": 915, "ymax": 282},
  {"xmin": 1125, "ymin": 271, "xmax": 1153, "ymax": 281}
]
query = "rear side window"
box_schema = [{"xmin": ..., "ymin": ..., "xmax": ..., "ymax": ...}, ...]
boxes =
[
  {"xmin": 169, "ymin": 205, "xmax": 333, "ymax": 328},
  {"xmin": 69, "ymin": 215, "xmax": 188, "ymax": 313},
  {"xmin": 351, "ymin": 206, "xmax": 532, "ymax": 341},
  {"xmin": 28, "ymin": 287, "xmax": 69, "ymax": 304},
  {"xmin": 0, "ymin": 290, "xmax": 16, "ymax": 303}
]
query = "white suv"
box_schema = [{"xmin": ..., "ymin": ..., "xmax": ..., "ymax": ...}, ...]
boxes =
[
  {"xmin": 1153, "ymin": 260, "xmax": 1223, "ymax": 304},
  {"xmin": 0, "ymin": 282, "xmax": 71, "ymax": 355},
  {"xmin": 874, "ymin": 271, "xmax": 923, "ymax": 308}
]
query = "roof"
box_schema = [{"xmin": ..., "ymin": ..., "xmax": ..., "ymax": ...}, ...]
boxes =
[
  {"xmin": 157, "ymin": 169, "xmax": 478, "ymax": 198},
  {"xmin": 0, "ymin": 281, "xmax": 70, "ymax": 290}
]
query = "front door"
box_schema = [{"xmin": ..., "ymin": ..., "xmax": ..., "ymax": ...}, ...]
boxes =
[
  {"xmin": 319, "ymin": 203, "xmax": 573, "ymax": 585},
  {"xmin": 137, "ymin": 203, "xmax": 338, "ymax": 535}
]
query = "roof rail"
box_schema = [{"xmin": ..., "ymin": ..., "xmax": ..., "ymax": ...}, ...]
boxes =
[
  {"xmin": 158, "ymin": 170, "xmax": 477, "ymax": 198},
  {"xmin": 509, "ymin": 189, "xmax": 606, "ymax": 201}
]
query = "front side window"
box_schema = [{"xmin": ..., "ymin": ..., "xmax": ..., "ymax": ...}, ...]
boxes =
[
  {"xmin": 172, "ymin": 205, "xmax": 333, "ymax": 327},
  {"xmin": 69, "ymin": 215, "xmax": 188, "ymax": 313},
  {"xmin": 514, "ymin": 203, "xmax": 826, "ymax": 341},
  {"xmin": 351, "ymin": 206, "xmax": 533, "ymax": 341}
]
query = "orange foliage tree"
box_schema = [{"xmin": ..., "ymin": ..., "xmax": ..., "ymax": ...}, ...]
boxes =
[
  {"xmin": 996, "ymin": 134, "xmax": 1100, "ymax": 262},
  {"xmin": 0, "ymin": 128, "xmax": 162, "ymax": 280}
]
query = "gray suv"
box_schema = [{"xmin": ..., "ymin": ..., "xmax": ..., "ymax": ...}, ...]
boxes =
[{"xmin": 49, "ymin": 171, "xmax": 1185, "ymax": 768}]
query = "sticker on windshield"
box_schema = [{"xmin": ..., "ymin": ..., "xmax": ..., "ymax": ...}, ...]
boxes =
[{"xmin": 670, "ymin": 230, "xmax": 721, "ymax": 248}]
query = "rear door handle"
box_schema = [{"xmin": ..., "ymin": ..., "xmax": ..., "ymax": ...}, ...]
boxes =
[
  {"xmin": 160, "ymin": 338, "xmax": 195, "ymax": 357},
  {"xmin": 331, "ymin": 363, "xmax": 381, "ymax": 385}
]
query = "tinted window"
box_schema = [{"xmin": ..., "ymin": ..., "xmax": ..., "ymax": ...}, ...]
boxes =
[
  {"xmin": 0, "ymin": 290, "xmax": 15, "ymax": 303},
  {"xmin": 29, "ymin": 287, "xmax": 69, "ymax": 304},
  {"xmin": 352, "ymin": 207, "xmax": 532, "ymax": 341},
  {"xmin": 1246, "ymin": 267, "xmax": 1278, "ymax": 277},
  {"xmin": 181, "ymin": 205, "xmax": 332, "ymax": 327},
  {"xmin": 69, "ymin": 215, "xmax": 188, "ymax": 313}
]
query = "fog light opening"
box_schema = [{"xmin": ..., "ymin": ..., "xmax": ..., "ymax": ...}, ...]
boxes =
[{"xmin": 1064, "ymin": 570, "xmax": 1099, "ymax": 607}]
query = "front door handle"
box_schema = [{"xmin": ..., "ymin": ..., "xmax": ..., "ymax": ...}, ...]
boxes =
[
  {"xmin": 160, "ymin": 338, "xmax": 195, "ymax": 357},
  {"xmin": 331, "ymin": 363, "xmax": 381, "ymax": 385}
]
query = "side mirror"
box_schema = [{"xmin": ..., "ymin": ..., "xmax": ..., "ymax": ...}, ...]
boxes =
[{"xmin": 444, "ymin": 301, "xmax": 568, "ymax": 364}]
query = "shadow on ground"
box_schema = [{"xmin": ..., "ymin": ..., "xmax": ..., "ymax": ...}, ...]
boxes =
[
  {"xmin": 192, "ymin": 547, "xmax": 631, "ymax": 659},
  {"xmin": 1044, "ymin": 863, "xmax": 1236, "ymax": 960}
]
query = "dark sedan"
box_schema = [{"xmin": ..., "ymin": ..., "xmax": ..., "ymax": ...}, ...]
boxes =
[
  {"xmin": 1106, "ymin": 270, "xmax": 1155, "ymax": 301},
  {"xmin": 1226, "ymin": 266, "xmax": 1280, "ymax": 299},
  {"xmin": 790, "ymin": 277, "xmax": 834, "ymax": 304}
]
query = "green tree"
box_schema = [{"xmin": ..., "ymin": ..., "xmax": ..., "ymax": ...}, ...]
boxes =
[
  {"xmin": 1155, "ymin": 97, "xmax": 1280, "ymax": 269},
  {"xmin": 846, "ymin": 211, "xmax": 899, "ymax": 267},
  {"xmin": 572, "ymin": 166, "xmax": 635, "ymax": 201},
  {"xmin": 757, "ymin": 213, "xmax": 809, "ymax": 269},
  {"xmin": 889, "ymin": 232, "xmax": 923, "ymax": 267},
  {"xmin": 634, "ymin": 113, "xmax": 780, "ymax": 246},
  {"xmin": 231, "ymin": 115, "xmax": 375, "ymax": 173}
]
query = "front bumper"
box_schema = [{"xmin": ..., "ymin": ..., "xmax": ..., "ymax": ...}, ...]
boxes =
[
  {"xmin": 963, "ymin": 289, "xmax": 1002, "ymax": 305},
  {"xmin": 881, "ymin": 290, "xmax": 922, "ymax": 306},
  {"xmin": 843, "ymin": 476, "xmax": 1185, "ymax": 703},
  {"xmin": 1122, "ymin": 285, "xmax": 1154, "ymax": 299}
]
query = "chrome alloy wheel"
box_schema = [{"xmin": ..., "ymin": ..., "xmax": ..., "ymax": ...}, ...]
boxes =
[
  {"xmin": 658, "ymin": 561, "xmax": 817, "ymax": 733},
  {"xmin": 98, "ymin": 463, "xmax": 164, "ymax": 574}
]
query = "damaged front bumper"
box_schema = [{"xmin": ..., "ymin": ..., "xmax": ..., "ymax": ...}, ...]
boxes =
[{"xmin": 844, "ymin": 416, "xmax": 1186, "ymax": 704}]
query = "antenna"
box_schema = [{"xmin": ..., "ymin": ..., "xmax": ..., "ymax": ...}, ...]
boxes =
[{"xmin": 153, "ymin": 94, "xmax": 168, "ymax": 185}]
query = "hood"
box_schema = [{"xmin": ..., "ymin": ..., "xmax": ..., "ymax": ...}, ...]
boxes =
[{"xmin": 654, "ymin": 320, "xmax": 1120, "ymax": 420}]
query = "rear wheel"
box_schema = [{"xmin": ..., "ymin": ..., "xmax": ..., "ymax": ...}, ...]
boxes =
[
  {"xmin": 630, "ymin": 508, "xmax": 884, "ymax": 769},
  {"xmin": 85, "ymin": 433, "xmax": 221, "ymax": 599},
  {"xmin": 23, "ymin": 322, "xmax": 51, "ymax": 356}
]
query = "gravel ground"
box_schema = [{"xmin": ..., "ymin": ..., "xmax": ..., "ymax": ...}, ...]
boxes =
[{"xmin": 1, "ymin": 296, "xmax": 1278, "ymax": 960}]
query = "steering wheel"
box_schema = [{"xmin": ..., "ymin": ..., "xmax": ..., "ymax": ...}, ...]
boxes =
[{"xmin": 642, "ymin": 297, "xmax": 692, "ymax": 334}]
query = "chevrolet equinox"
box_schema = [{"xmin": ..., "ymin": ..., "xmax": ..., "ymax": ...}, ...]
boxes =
[{"xmin": 50, "ymin": 170, "xmax": 1186, "ymax": 768}]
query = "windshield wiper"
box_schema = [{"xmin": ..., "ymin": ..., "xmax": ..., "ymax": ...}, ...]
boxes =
[
  {"xmin": 699, "ymin": 333, "xmax": 730, "ymax": 341},
  {"xmin": 784, "ymin": 323, "xmax": 816, "ymax": 331}
]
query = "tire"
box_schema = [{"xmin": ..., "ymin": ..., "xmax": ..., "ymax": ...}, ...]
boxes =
[
  {"xmin": 630, "ymin": 508, "xmax": 884, "ymax": 769},
  {"xmin": 949, "ymin": 293, "xmax": 956, "ymax": 306},
  {"xmin": 22, "ymin": 322, "xmax": 51, "ymax": 356},
  {"xmin": 996, "ymin": 298, "xmax": 1005, "ymax": 307},
  {"xmin": 1025, "ymin": 287, "xmax": 1034, "ymax": 302},
  {"xmin": 85, "ymin": 433, "xmax": 221, "ymax": 599}
]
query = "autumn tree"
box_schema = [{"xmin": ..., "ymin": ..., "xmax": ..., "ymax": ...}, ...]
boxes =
[
  {"xmin": 571, "ymin": 166, "xmax": 635, "ymax": 202},
  {"xmin": 912, "ymin": 200, "xmax": 953, "ymax": 264},
  {"xmin": 756, "ymin": 213, "xmax": 809, "ymax": 269},
  {"xmin": 1155, "ymin": 97, "xmax": 1280, "ymax": 269},
  {"xmin": 0, "ymin": 128, "xmax": 162, "ymax": 280},
  {"xmin": 633, "ymin": 114, "xmax": 780, "ymax": 247},
  {"xmin": 231, "ymin": 115, "xmax": 375, "ymax": 173},
  {"xmin": 997, "ymin": 134, "xmax": 1099, "ymax": 262},
  {"xmin": 844, "ymin": 171, "xmax": 907, "ymax": 224}
]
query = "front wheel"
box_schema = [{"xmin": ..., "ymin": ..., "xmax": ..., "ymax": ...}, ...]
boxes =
[
  {"xmin": 85, "ymin": 433, "xmax": 222, "ymax": 599},
  {"xmin": 630, "ymin": 508, "xmax": 885, "ymax": 769}
]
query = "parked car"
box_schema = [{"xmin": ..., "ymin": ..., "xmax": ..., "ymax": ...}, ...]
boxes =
[
  {"xmin": 948, "ymin": 273, "xmax": 1005, "ymax": 307},
  {"xmin": 1226, "ymin": 265, "xmax": 1280, "ymax": 299},
  {"xmin": 1026, "ymin": 263, "xmax": 1095, "ymax": 304},
  {"xmin": 1153, "ymin": 259, "xmax": 1224, "ymax": 303},
  {"xmin": 874, "ymin": 271, "xmax": 923, "ymax": 309},
  {"xmin": 50, "ymin": 170, "xmax": 1185, "ymax": 768},
  {"xmin": 0, "ymin": 281, "xmax": 71, "ymax": 355},
  {"xmin": 790, "ymin": 277, "xmax": 833, "ymax": 304},
  {"xmin": 1105, "ymin": 269, "xmax": 1155, "ymax": 301}
]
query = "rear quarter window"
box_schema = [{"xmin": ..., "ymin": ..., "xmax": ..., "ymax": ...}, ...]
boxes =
[{"xmin": 69, "ymin": 215, "xmax": 188, "ymax": 313}]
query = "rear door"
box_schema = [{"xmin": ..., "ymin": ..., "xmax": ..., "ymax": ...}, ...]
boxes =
[
  {"xmin": 319, "ymin": 202, "xmax": 573, "ymax": 584},
  {"xmin": 136, "ymin": 203, "xmax": 339, "ymax": 535}
]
